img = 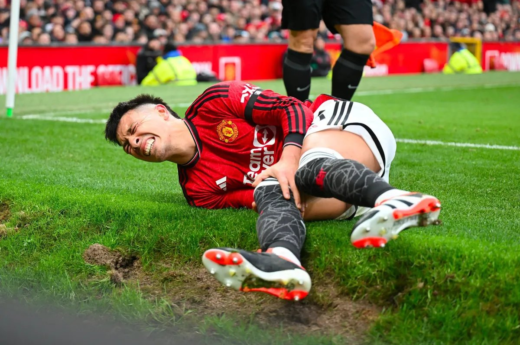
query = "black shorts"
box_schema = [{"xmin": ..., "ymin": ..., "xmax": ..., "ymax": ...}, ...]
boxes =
[{"xmin": 281, "ymin": 0, "xmax": 373, "ymax": 34}]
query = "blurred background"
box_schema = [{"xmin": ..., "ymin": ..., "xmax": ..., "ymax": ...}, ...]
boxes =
[{"xmin": 0, "ymin": 0, "xmax": 518, "ymax": 93}]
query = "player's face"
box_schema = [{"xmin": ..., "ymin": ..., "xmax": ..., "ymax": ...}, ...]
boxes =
[{"xmin": 116, "ymin": 105, "xmax": 172, "ymax": 162}]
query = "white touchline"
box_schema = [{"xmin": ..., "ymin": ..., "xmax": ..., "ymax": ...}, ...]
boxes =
[
  {"xmin": 20, "ymin": 115, "xmax": 107, "ymax": 124},
  {"xmin": 396, "ymin": 139, "xmax": 520, "ymax": 151},
  {"xmin": 17, "ymin": 103, "xmax": 193, "ymax": 118},
  {"xmin": 12, "ymin": 83, "xmax": 520, "ymax": 118},
  {"xmin": 354, "ymin": 83, "xmax": 520, "ymax": 97},
  {"xmin": 309, "ymin": 82, "xmax": 520, "ymax": 99},
  {"xmin": 15, "ymin": 114, "xmax": 520, "ymax": 151}
]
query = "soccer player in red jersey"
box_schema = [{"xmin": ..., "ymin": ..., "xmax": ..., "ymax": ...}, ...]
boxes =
[
  {"xmin": 107, "ymin": 82, "xmax": 310, "ymax": 210},
  {"xmin": 106, "ymin": 81, "xmax": 441, "ymax": 301}
]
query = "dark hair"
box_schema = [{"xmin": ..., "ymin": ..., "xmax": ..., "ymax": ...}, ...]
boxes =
[
  {"xmin": 163, "ymin": 41, "xmax": 177, "ymax": 53},
  {"xmin": 105, "ymin": 94, "xmax": 180, "ymax": 145}
]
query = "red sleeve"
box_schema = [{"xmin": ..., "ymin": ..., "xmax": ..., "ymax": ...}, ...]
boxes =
[
  {"xmin": 188, "ymin": 189, "xmax": 254, "ymax": 210},
  {"xmin": 232, "ymin": 81, "xmax": 314, "ymax": 148},
  {"xmin": 185, "ymin": 81, "xmax": 314, "ymax": 148}
]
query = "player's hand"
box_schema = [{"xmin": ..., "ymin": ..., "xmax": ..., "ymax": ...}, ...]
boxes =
[
  {"xmin": 253, "ymin": 200, "xmax": 306, "ymax": 217},
  {"xmin": 252, "ymin": 145, "xmax": 302, "ymax": 210}
]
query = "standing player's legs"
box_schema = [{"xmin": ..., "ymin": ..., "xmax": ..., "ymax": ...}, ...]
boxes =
[
  {"xmin": 323, "ymin": 0, "xmax": 375, "ymax": 100},
  {"xmin": 281, "ymin": 0, "xmax": 321, "ymax": 101}
]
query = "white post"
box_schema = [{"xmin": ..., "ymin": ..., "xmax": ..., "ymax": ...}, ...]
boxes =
[{"xmin": 6, "ymin": 0, "xmax": 21, "ymax": 117}]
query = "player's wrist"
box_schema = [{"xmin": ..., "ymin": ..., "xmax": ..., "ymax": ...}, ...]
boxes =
[{"xmin": 280, "ymin": 145, "xmax": 301, "ymax": 163}]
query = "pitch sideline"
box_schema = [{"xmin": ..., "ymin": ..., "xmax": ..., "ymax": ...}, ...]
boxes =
[
  {"xmin": 13, "ymin": 114, "xmax": 520, "ymax": 151},
  {"xmin": 8, "ymin": 82, "xmax": 520, "ymax": 118},
  {"xmin": 394, "ymin": 138, "xmax": 520, "ymax": 151}
]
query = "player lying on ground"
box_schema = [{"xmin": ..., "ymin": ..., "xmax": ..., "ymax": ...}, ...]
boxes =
[{"xmin": 105, "ymin": 81, "xmax": 442, "ymax": 301}]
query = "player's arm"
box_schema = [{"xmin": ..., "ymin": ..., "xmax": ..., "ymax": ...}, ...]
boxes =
[
  {"xmin": 186, "ymin": 81, "xmax": 314, "ymax": 146},
  {"xmin": 231, "ymin": 82, "xmax": 314, "ymax": 210},
  {"xmin": 231, "ymin": 82, "xmax": 313, "ymax": 149},
  {"xmin": 253, "ymin": 144, "xmax": 301, "ymax": 206}
]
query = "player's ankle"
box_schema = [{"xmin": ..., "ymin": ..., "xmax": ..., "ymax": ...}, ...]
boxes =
[
  {"xmin": 268, "ymin": 246, "xmax": 302, "ymax": 267},
  {"xmin": 375, "ymin": 189, "xmax": 410, "ymax": 206}
]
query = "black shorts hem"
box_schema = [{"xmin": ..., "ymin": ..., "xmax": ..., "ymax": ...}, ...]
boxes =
[{"xmin": 281, "ymin": 0, "xmax": 373, "ymax": 34}]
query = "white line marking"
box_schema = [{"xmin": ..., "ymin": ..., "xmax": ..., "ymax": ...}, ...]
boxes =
[
  {"xmin": 354, "ymin": 83, "xmax": 520, "ymax": 97},
  {"xmin": 13, "ymin": 83, "xmax": 520, "ymax": 118},
  {"xmin": 308, "ymin": 82, "xmax": 520, "ymax": 99},
  {"xmin": 396, "ymin": 138, "xmax": 520, "ymax": 151},
  {"xmin": 17, "ymin": 103, "xmax": 193, "ymax": 118},
  {"xmin": 15, "ymin": 115, "xmax": 520, "ymax": 151},
  {"xmin": 29, "ymin": 109, "xmax": 111, "ymax": 116},
  {"xmin": 20, "ymin": 115, "xmax": 107, "ymax": 124}
]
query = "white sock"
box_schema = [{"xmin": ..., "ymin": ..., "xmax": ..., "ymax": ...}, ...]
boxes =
[
  {"xmin": 270, "ymin": 247, "xmax": 301, "ymax": 266},
  {"xmin": 375, "ymin": 189, "xmax": 409, "ymax": 205}
]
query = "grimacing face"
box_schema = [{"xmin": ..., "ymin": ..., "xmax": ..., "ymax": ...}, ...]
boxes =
[{"xmin": 116, "ymin": 104, "xmax": 174, "ymax": 162}]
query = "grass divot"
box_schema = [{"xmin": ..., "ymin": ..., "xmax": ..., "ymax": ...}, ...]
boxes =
[
  {"xmin": 0, "ymin": 202, "xmax": 11, "ymax": 223},
  {"xmin": 82, "ymin": 243, "xmax": 380, "ymax": 343},
  {"xmin": 83, "ymin": 244, "xmax": 140, "ymax": 286}
]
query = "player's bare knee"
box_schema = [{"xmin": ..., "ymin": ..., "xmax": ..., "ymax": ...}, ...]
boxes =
[
  {"xmin": 288, "ymin": 30, "xmax": 318, "ymax": 54},
  {"xmin": 337, "ymin": 25, "xmax": 375, "ymax": 55},
  {"xmin": 343, "ymin": 36, "xmax": 375, "ymax": 55},
  {"xmin": 353, "ymin": 39, "xmax": 375, "ymax": 55}
]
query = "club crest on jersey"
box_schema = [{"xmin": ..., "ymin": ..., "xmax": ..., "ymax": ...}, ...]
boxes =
[{"xmin": 217, "ymin": 120, "xmax": 239, "ymax": 143}]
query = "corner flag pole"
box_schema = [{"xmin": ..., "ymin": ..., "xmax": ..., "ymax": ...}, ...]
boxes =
[{"xmin": 6, "ymin": 0, "xmax": 21, "ymax": 117}]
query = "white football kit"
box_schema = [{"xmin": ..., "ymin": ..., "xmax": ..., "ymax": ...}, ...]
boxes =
[{"xmin": 299, "ymin": 99, "xmax": 397, "ymax": 219}]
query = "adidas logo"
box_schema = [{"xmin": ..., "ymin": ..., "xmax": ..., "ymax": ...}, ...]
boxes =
[{"xmin": 216, "ymin": 177, "xmax": 227, "ymax": 191}]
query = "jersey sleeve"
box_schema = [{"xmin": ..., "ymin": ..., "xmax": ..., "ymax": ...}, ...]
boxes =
[
  {"xmin": 232, "ymin": 82, "xmax": 314, "ymax": 148},
  {"xmin": 188, "ymin": 189, "xmax": 254, "ymax": 210},
  {"xmin": 185, "ymin": 81, "xmax": 314, "ymax": 148}
]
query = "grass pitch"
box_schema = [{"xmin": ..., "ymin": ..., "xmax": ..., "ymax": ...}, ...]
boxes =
[{"xmin": 0, "ymin": 72, "xmax": 519, "ymax": 344}]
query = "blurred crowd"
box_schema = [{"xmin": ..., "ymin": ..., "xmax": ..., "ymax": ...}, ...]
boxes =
[
  {"xmin": 0, "ymin": 0, "xmax": 518, "ymax": 45},
  {"xmin": 379, "ymin": 0, "xmax": 520, "ymax": 42}
]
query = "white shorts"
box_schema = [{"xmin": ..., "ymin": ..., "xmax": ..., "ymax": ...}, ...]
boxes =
[
  {"xmin": 303, "ymin": 99, "xmax": 396, "ymax": 181},
  {"xmin": 300, "ymin": 99, "xmax": 397, "ymax": 219}
]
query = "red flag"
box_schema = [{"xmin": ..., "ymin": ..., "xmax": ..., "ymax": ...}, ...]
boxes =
[{"xmin": 367, "ymin": 22, "xmax": 403, "ymax": 68}]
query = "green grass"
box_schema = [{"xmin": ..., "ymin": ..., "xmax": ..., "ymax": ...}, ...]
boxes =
[{"xmin": 1, "ymin": 72, "xmax": 520, "ymax": 344}]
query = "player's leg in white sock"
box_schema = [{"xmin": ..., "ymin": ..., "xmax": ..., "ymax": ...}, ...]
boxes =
[
  {"xmin": 375, "ymin": 189, "xmax": 409, "ymax": 205},
  {"xmin": 270, "ymin": 247, "xmax": 301, "ymax": 266}
]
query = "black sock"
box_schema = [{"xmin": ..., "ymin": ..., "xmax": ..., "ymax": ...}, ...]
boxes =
[
  {"xmin": 283, "ymin": 49, "xmax": 313, "ymax": 101},
  {"xmin": 295, "ymin": 158, "xmax": 394, "ymax": 207},
  {"xmin": 254, "ymin": 179, "xmax": 305, "ymax": 260},
  {"xmin": 332, "ymin": 49, "xmax": 369, "ymax": 101}
]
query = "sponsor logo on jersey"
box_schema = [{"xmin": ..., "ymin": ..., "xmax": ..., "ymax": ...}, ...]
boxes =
[
  {"xmin": 253, "ymin": 125, "xmax": 276, "ymax": 147},
  {"xmin": 243, "ymin": 125, "xmax": 277, "ymax": 185},
  {"xmin": 216, "ymin": 177, "xmax": 227, "ymax": 191},
  {"xmin": 240, "ymin": 83, "xmax": 260, "ymax": 103},
  {"xmin": 217, "ymin": 120, "xmax": 239, "ymax": 143}
]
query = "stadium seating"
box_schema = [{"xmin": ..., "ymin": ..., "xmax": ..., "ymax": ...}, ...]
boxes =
[{"xmin": 1, "ymin": 0, "xmax": 518, "ymax": 45}]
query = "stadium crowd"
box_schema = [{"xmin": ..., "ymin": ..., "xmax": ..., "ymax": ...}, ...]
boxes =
[{"xmin": 0, "ymin": 0, "xmax": 518, "ymax": 45}]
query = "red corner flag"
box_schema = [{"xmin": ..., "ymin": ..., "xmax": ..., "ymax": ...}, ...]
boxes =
[{"xmin": 366, "ymin": 22, "xmax": 403, "ymax": 68}]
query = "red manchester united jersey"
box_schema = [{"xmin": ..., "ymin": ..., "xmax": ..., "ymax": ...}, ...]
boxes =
[{"xmin": 178, "ymin": 81, "xmax": 314, "ymax": 209}]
